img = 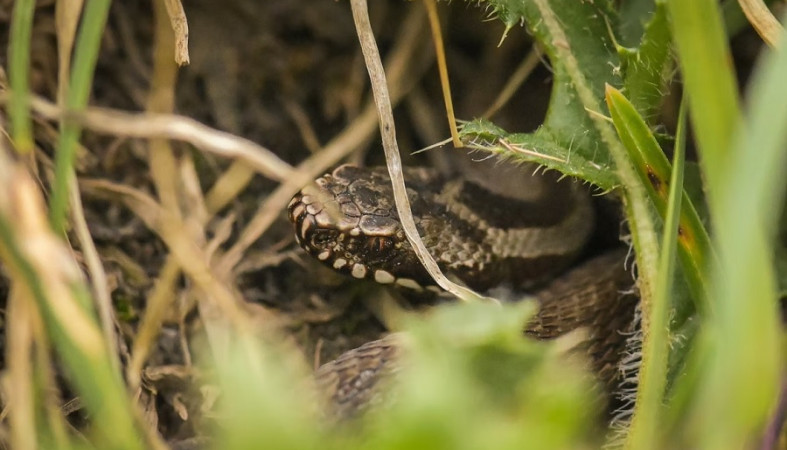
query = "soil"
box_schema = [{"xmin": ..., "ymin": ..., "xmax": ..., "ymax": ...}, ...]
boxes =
[{"xmin": 0, "ymin": 0, "xmax": 768, "ymax": 446}]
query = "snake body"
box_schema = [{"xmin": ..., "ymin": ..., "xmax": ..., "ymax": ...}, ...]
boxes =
[
  {"xmin": 288, "ymin": 164, "xmax": 596, "ymax": 292},
  {"xmin": 288, "ymin": 164, "xmax": 637, "ymax": 417}
]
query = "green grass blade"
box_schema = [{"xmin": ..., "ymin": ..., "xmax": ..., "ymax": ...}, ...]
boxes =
[
  {"xmin": 7, "ymin": 0, "xmax": 36, "ymax": 154},
  {"xmin": 48, "ymin": 0, "xmax": 112, "ymax": 232},
  {"xmin": 0, "ymin": 219, "xmax": 144, "ymax": 449},
  {"xmin": 625, "ymin": 101, "xmax": 687, "ymax": 450},
  {"xmin": 665, "ymin": 0, "xmax": 740, "ymax": 205},
  {"xmin": 690, "ymin": 22, "xmax": 787, "ymax": 450}
]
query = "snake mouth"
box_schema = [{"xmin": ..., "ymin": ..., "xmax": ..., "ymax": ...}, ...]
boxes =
[
  {"xmin": 287, "ymin": 192, "xmax": 342, "ymax": 260},
  {"xmin": 288, "ymin": 191, "xmax": 387, "ymax": 281},
  {"xmin": 288, "ymin": 181, "xmax": 436, "ymax": 292},
  {"xmin": 287, "ymin": 192, "xmax": 313, "ymax": 247}
]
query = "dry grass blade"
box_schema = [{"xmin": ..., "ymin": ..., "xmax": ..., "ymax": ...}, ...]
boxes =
[
  {"xmin": 738, "ymin": 0, "xmax": 784, "ymax": 48},
  {"xmin": 56, "ymin": 0, "xmax": 119, "ymax": 374},
  {"xmin": 0, "ymin": 151, "xmax": 148, "ymax": 449},
  {"xmin": 216, "ymin": 5, "xmax": 430, "ymax": 274},
  {"xmin": 67, "ymin": 175, "xmax": 119, "ymax": 372},
  {"xmin": 147, "ymin": 0, "xmax": 182, "ymax": 214},
  {"xmin": 423, "ymin": 0, "xmax": 461, "ymax": 148},
  {"xmin": 6, "ymin": 289, "xmax": 41, "ymax": 450},
  {"xmin": 80, "ymin": 177, "xmax": 274, "ymax": 380},
  {"xmin": 283, "ymin": 99, "xmax": 323, "ymax": 154},
  {"xmin": 55, "ymin": 0, "xmax": 85, "ymax": 101},
  {"xmin": 25, "ymin": 95, "xmax": 295, "ymax": 181},
  {"xmin": 162, "ymin": 0, "xmax": 190, "ymax": 65},
  {"xmin": 80, "ymin": 178, "xmax": 272, "ymax": 328},
  {"xmin": 216, "ymin": 104, "xmax": 379, "ymax": 273},
  {"xmin": 126, "ymin": 0, "xmax": 200, "ymax": 390},
  {"xmin": 349, "ymin": 0, "xmax": 492, "ymax": 303},
  {"xmin": 482, "ymin": 46, "xmax": 543, "ymax": 119}
]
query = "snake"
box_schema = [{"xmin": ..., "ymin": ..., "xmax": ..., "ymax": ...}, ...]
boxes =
[{"xmin": 287, "ymin": 163, "xmax": 637, "ymax": 418}]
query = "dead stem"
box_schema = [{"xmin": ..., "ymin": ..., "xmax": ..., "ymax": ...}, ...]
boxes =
[
  {"xmin": 22, "ymin": 95, "xmax": 295, "ymax": 182},
  {"xmin": 215, "ymin": 5, "xmax": 431, "ymax": 274},
  {"xmin": 349, "ymin": 0, "xmax": 492, "ymax": 303}
]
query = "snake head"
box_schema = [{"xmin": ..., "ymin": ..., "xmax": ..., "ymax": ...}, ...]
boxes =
[
  {"xmin": 289, "ymin": 163, "xmax": 594, "ymax": 292},
  {"xmin": 288, "ymin": 165, "xmax": 435, "ymax": 291}
]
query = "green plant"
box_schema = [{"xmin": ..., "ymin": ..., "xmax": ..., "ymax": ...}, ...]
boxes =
[{"xmin": 1, "ymin": 0, "xmax": 785, "ymax": 449}]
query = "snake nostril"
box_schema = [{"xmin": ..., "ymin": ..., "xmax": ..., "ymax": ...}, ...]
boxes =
[{"xmin": 309, "ymin": 229, "xmax": 337, "ymax": 249}]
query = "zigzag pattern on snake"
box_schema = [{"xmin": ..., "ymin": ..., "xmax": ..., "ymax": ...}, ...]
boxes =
[{"xmin": 288, "ymin": 164, "xmax": 637, "ymax": 418}]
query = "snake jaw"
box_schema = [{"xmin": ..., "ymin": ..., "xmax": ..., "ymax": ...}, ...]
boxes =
[{"xmin": 288, "ymin": 166, "xmax": 436, "ymax": 291}]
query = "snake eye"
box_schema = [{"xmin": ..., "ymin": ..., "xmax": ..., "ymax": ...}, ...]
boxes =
[{"xmin": 365, "ymin": 236, "xmax": 393, "ymax": 255}]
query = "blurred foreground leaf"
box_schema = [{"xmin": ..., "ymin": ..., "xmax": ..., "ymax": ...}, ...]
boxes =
[{"xmin": 212, "ymin": 301, "xmax": 602, "ymax": 449}]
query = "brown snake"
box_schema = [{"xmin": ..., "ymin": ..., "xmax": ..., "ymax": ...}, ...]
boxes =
[{"xmin": 288, "ymin": 163, "xmax": 637, "ymax": 418}]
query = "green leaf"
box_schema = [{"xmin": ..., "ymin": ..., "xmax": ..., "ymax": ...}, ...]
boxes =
[
  {"xmin": 688, "ymin": 18, "xmax": 787, "ymax": 449},
  {"xmin": 666, "ymin": 0, "xmax": 740, "ymax": 205},
  {"xmin": 620, "ymin": 1, "xmax": 673, "ymax": 121},
  {"xmin": 625, "ymin": 99, "xmax": 686, "ymax": 449},
  {"xmin": 617, "ymin": 0, "xmax": 656, "ymax": 46},
  {"xmin": 460, "ymin": 0, "xmax": 622, "ymax": 189},
  {"xmin": 605, "ymin": 86, "xmax": 712, "ymax": 311},
  {"xmin": 460, "ymin": 120, "xmax": 618, "ymax": 189},
  {"xmin": 363, "ymin": 301, "xmax": 599, "ymax": 450}
]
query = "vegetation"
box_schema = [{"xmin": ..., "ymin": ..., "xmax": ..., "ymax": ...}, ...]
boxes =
[{"xmin": 0, "ymin": 0, "xmax": 785, "ymax": 448}]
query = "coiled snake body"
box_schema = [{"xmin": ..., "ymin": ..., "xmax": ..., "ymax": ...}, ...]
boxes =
[{"xmin": 288, "ymin": 164, "xmax": 637, "ymax": 417}]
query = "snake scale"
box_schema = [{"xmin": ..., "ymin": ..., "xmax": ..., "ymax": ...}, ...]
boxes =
[{"xmin": 288, "ymin": 163, "xmax": 637, "ymax": 418}]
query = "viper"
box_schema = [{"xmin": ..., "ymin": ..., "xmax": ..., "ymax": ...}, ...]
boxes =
[{"xmin": 288, "ymin": 162, "xmax": 638, "ymax": 418}]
